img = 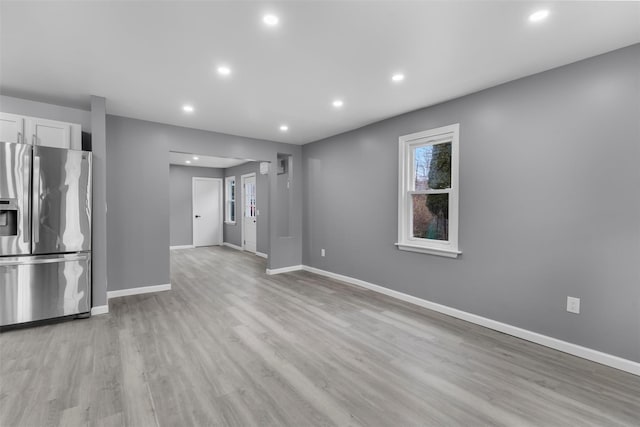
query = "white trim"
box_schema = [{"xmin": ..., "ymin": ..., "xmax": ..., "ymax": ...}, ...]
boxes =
[
  {"xmin": 301, "ymin": 265, "xmax": 640, "ymax": 376},
  {"xmin": 223, "ymin": 242, "xmax": 243, "ymax": 251},
  {"xmin": 240, "ymin": 172, "xmax": 257, "ymax": 253},
  {"xmin": 398, "ymin": 124, "xmax": 460, "ymax": 257},
  {"xmin": 224, "ymin": 242, "xmax": 267, "ymax": 258},
  {"xmin": 265, "ymin": 265, "xmax": 303, "ymax": 275},
  {"xmin": 224, "ymin": 175, "xmax": 236, "ymax": 223},
  {"xmin": 170, "ymin": 245, "xmax": 194, "ymax": 250},
  {"xmin": 192, "ymin": 177, "xmax": 223, "ymax": 248},
  {"xmin": 394, "ymin": 243, "xmax": 461, "ymax": 258},
  {"xmin": 91, "ymin": 305, "xmax": 109, "ymax": 316},
  {"xmin": 107, "ymin": 283, "xmax": 172, "ymax": 299}
]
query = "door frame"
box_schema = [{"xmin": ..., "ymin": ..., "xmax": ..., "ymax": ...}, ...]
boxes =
[
  {"xmin": 240, "ymin": 172, "xmax": 257, "ymax": 252},
  {"xmin": 191, "ymin": 177, "xmax": 223, "ymax": 247}
]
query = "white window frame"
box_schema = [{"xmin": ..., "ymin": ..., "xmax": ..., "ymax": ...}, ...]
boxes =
[
  {"xmin": 224, "ymin": 176, "xmax": 236, "ymax": 224},
  {"xmin": 396, "ymin": 123, "xmax": 461, "ymax": 258}
]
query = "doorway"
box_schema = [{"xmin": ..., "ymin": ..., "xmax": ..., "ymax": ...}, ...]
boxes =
[
  {"xmin": 241, "ymin": 173, "xmax": 257, "ymax": 253},
  {"xmin": 192, "ymin": 177, "xmax": 223, "ymax": 247}
]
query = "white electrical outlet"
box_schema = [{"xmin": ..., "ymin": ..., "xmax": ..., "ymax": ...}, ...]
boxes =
[
  {"xmin": 321, "ymin": 249, "xmax": 325, "ymax": 257},
  {"xmin": 567, "ymin": 296, "xmax": 580, "ymax": 314}
]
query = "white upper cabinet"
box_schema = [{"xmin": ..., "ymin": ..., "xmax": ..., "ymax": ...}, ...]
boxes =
[
  {"xmin": 0, "ymin": 112, "xmax": 82, "ymax": 150},
  {"xmin": 27, "ymin": 117, "xmax": 81, "ymax": 150},
  {"xmin": 0, "ymin": 112, "xmax": 26, "ymax": 144}
]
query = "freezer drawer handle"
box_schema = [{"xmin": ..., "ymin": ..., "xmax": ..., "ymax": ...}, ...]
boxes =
[{"xmin": 0, "ymin": 254, "xmax": 89, "ymax": 266}]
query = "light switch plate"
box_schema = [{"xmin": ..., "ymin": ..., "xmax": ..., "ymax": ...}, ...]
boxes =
[{"xmin": 567, "ymin": 296, "xmax": 580, "ymax": 314}]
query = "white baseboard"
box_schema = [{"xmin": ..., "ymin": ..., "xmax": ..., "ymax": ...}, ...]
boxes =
[
  {"xmin": 170, "ymin": 245, "xmax": 194, "ymax": 250},
  {"xmin": 266, "ymin": 265, "xmax": 303, "ymax": 275},
  {"xmin": 91, "ymin": 305, "xmax": 109, "ymax": 316},
  {"xmin": 224, "ymin": 242, "xmax": 267, "ymax": 259},
  {"xmin": 107, "ymin": 283, "xmax": 172, "ymax": 299},
  {"xmin": 223, "ymin": 242, "xmax": 243, "ymax": 251},
  {"xmin": 301, "ymin": 265, "xmax": 640, "ymax": 376}
]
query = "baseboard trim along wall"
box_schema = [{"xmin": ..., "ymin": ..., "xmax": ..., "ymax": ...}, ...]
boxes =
[
  {"xmin": 301, "ymin": 265, "xmax": 640, "ymax": 376},
  {"xmin": 107, "ymin": 283, "xmax": 172, "ymax": 299},
  {"xmin": 266, "ymin": 265, "xmax": 303, "ymax": 275},
  {"xmin": 224, "ymin": 242, "xmax": 268, "ymax": 259},
  {"xmin": 90, "ymin": 305, "xmax": 109, "ymax": 316},
  {"xmin": 170, "ymin": 245, "xmax": 194, "ymax": 250},
  {"xmin": 223, "ymin": 242, "xmax": 243, "ymax": 251}
]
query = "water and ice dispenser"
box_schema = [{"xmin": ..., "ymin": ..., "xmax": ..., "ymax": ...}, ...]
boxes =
[{"xmin": 0, "ymin": 199, "xmax": 18, "ymax": 237}]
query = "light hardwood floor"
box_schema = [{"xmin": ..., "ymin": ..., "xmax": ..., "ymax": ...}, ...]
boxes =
[{"xmin": 1, "ymin": 246, "xmax": 639, "ymax": 426}]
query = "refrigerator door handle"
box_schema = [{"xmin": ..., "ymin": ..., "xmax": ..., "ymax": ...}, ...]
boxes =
[
  {"xmin": 18, "ymin": 131, "xmax": 23, "ymax": 144},
  {"xmin": 23, "ymin": 153, "xmax": 31, "ymax": 243},
  {"xmin": 32, "ymin": 154, "xmax": 40, "ymax": 244},
  {"xmin": 0, "ymin": 253, "xmax": 90, "ymax": 266}
]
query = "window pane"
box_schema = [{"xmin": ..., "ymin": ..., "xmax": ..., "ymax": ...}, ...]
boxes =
[
  {"xmin": 412, "ymin": 193, "xmax": 449, "ymax": 240},
  {"xmin": 414, "ymin": 142, "xmax": 451, "ymax": 190},
  {"xmin": 230, "ymin": 201, "xmax": 235, "ymax": 222}
]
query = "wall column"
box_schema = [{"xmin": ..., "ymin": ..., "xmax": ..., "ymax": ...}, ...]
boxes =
[{"xmin": 90, "ymin": 95, "xmax": 108, "ymax": 309}]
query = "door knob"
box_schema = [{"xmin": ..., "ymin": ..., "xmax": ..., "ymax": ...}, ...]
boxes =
[{"xmin": 195, "ymin": 215, "xmax": 201, "ymax": 218}]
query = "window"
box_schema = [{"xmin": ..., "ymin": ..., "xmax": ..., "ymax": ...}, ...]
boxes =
[
  {"xmin": 397, "ymin": 124, "xmax": 461, "ymax": 258},
  {"xmin": 225, "ymin": 176, "xmax": 235, "ymax": 223}
]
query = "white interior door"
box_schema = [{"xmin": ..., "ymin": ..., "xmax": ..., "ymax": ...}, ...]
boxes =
[
  {"xmin": 192, "ymin": 178, "xmax": 222, "ymax": 247},
  {"xmin": 242, "ymin": 174, "xmax": 257, "ymax": 253}
]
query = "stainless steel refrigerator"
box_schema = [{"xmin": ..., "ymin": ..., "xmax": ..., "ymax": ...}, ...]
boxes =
[{"xmin": 1, "ymin": 141, "xmax": 92, "ymax": 326}]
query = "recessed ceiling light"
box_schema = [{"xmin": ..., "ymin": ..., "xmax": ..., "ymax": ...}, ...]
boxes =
[
  {"xmin": 183, "ymin": 105, "xmax": 194, "ymax": 113},
  {"xmin": 193, "ymin": 156, "xmax": 199, "ymax": 160},
  {"xmin": 217, "ymin": 66, "xmax": 231, "ymax": 76},
  {"xmin": 280, "ymin": 125, "xmax": 288, "ymax": 132},
  {"xmin": 263, "ymin": 14, "xmax": 279, "ymax": 26},
  {"xmin": 392, "ymin": 73, "xmax": 405, "ymax": 82},
  {"xmin": 529, "ymin": 9, "xmax": 549, "ymax": 22},
  {"xmin": 185, "ymin": 160, "xmax": 191, "ymax": 164},
  {"xmin": 332, "ymin": 99, "xmax": 344, "ymax": 108}
]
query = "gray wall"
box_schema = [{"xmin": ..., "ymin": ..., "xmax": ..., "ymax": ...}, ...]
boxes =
[
  {"xmin": 106, "ymin": 116, "xmax": 171, "ymax": 291},
  {"xmin": 223, "ymin": 162, "xmax": 269, "ymax": 255},
  {"xmin": 302, "ymin": 44, "xmax": 640, "ymax": 362},
  {"xmin": 170, "ymin": 165, "xmax": 224, "ymax": 247},
  {"xmin": 106, "ymin": 115, "xmax": 301, "ymax": 291}
]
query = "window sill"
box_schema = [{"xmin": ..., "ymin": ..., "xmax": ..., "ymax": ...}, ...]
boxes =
[
  {"xmin": 224, "ymin": 221, "xmax": 236, "ymax": 225},
  {"xmin": 395, "ymin": 243, "xmax": 461, "ymax": 258}
]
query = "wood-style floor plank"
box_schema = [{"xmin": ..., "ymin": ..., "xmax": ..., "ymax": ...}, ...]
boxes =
[{"xmin": 1, "ymin": 246, "xmax": 639, "ymax": 426}]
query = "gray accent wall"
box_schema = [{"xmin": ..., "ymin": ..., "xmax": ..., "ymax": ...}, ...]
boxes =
[
  {"xmin": 302, "ymin": 44, "xmax": 640, "ymax": 362},
  {"xmin": 170, "ymin": 165, "xmax": 224, "ymax": 247},
  {"xmin": 106, "ymin": 115, "xmax": 301, "ymax": 292},
  {"xmin": 223, "ymin": 162, "xmax": 269, "ymax": 255}
]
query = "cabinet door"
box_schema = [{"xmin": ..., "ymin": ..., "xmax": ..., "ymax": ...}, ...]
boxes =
[
  {"xmin": 0, "ymin": 113, "xmax": 25, "ymax": 144},
  {"xmin": 27, "ymin": 117, "xmax": 72, "ymax": 149}
]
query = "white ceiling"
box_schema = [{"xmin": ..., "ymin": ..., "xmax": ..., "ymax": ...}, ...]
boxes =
[
  {"xmin": 1, "ymin": 1, "xmax": 638, "ymax": 145},
  {"xmin": 169, "ymin": 152, "xmax": 249, "ymax": 169}
]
